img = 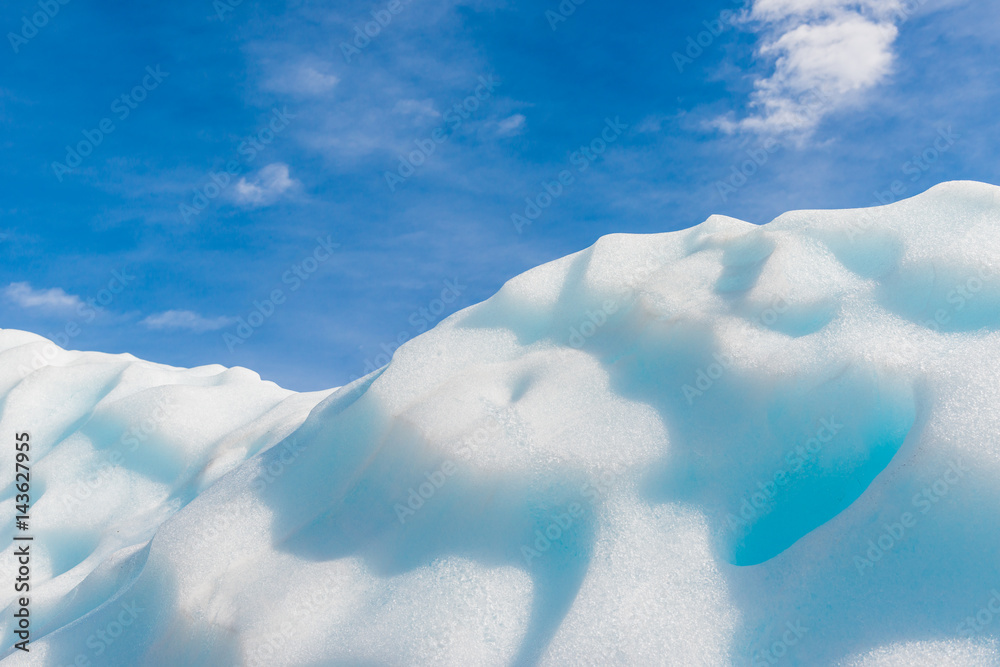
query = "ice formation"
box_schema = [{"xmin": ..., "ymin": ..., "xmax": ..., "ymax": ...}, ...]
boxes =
[{"xmin": 2, "ymin": 181, "xmax": 1000, "ymax": 666}]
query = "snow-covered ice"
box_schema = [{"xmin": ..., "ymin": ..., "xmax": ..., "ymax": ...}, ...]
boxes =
[{"xmin": 2, "ymin": 181, "xmax": 1000, "ymax": 665}]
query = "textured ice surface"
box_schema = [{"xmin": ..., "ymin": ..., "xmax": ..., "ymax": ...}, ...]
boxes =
[{"xmin": 3, "ymin": 181, "xmax": 1000, "ymax": 666}]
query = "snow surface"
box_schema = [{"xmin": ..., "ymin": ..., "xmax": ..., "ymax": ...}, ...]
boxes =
[{"xmin": 3, "ymin": 181, "xmax": 1000, "ymax": 665}]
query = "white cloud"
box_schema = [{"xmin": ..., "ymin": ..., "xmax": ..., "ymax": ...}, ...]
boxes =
[
  {"xmin": 140, "ymin": 310, "xmax": 235, "ymax": 333},
  {"xmin": 234, "ymin": 163, "xmax": 298, "ymax": 207},
  {"xmin": 265, "ymin": 64, "xmax": 340, "ymax": 96},
  {"xmin": 393, "ymin": 99, "xmax": 440, "ymax": 118},
  {"xmin": 257, "ymin": 5, "xmax": 505, "ymax": 164},
  {"xmin": 3, "ymin": 282, "xmax": 82, "ymax": 313},
  {"xmin": 751, "ymin": 0, "xmax": 903, "ymax": 22},
  {"xmin": 723, "ymin": 0, "xmax": 915, "ymax": 137},
  {"xmin": 496, "ymin": 113, "xmax": 526, "ymax": 137}
]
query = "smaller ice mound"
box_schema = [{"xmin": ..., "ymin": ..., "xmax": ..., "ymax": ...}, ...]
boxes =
[{"xmin": 0, "ymin": 330, "xmax": 334, "ymax": 656}]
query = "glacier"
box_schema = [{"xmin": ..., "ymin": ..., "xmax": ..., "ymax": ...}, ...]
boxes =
[{"xmin": 2, "ymin": 180, "xmax": 1000, "ymax": 666}]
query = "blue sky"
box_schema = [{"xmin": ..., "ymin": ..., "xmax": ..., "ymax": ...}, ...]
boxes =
[{"xmin": 1, "ymin": 0, "xmax": 998, "ymax": 391}]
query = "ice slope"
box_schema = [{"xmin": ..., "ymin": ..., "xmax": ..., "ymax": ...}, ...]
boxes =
[
  {"xmin": 0, "ymin": 332, "xmax": 337, "ymax": 662},
  {"xmin": 2, "ymin": 180, "xmax": 1000, "ymax": 666}
]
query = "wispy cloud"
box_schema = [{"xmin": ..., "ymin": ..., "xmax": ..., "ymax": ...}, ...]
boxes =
[
  {"xmin": 140, "ymin": 310, "xmax": 235, "ymax": 333},
  {"xmin": 3, "ymin": 282, "xmax": 83, "ymax": 313},
  {"xmin": 721, "ymin": 0, "xmax": 910, "ymax": 137},
  {"xmin": 393, "ymin": 98, "xmax": 440, "ymax": 119},
  {"xmin": 264, "ymin": 63, "xmax": 340, "ymax": 96},
  {"xmin": 233, "ymin": 162, "xmax": 298, "ymax": 207},
  {"xmin": 496, "ymin": 113, "xmax": 526, "ymax": 137},
  {"xmin": 249, "ymin": 3, "xmax": 514, "ymax": 169}
]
